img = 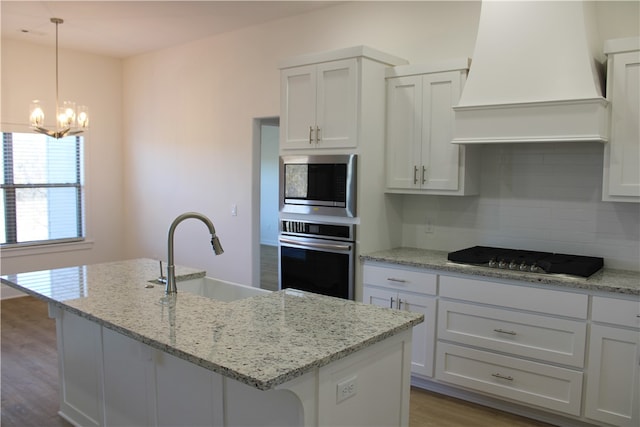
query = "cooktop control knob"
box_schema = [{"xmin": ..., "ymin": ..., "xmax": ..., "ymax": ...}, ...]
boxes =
[
  {"xmin": 488, "ymin": 258, "xmax": 498, "ymax": 268},
  {"xmin": 498, "ymin": 259, "xmax": 508, "ymax": 269},
  {"xmin": 508, "ymin": 260, "xmax": 518, "ymax": 270},
  {"xmin": 519, "ymin": 262, "xmax": 529, "ymax": 271}
]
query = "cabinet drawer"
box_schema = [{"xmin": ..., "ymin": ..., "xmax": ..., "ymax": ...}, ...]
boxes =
[
  {"xmin": 438, "ymin": 301, "xmax": 587, "ymax": 367},
  {"xmin": 363, "ymin": 264, "xmax": 437, "ymax": 295},
  {"xmin": 592, "ymin": 296, "xmax": 640, "ymax": 328},
  {"xmin": 435, "ymin": 342, "xmax": 583, "ymax": 416},
  {"xmin": 439, "ymin": 275, "xmax": 588, "ymax": 319}
]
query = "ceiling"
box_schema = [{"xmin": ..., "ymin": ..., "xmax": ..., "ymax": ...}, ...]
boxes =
[{"xmin": 1, "ymin": 1, "xmax": 340, "ymax": 58}]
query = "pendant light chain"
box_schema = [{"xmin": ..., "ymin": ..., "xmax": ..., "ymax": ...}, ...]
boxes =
[{"xmin": 54, "ymin": 17, "xmax": 61, "ymax": 132}]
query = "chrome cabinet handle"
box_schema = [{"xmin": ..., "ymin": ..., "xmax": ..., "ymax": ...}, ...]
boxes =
[
  {"xmin": 422, "ymin": 166, "xmax": 426, "ymax": 184},
  {"xmin": 309, "ymin": 126, "xmax": 313, "ymax": 144},
  {"xmin": 413, "ymin": 166, "xmax": 418, "ymax": 184},
  {"xmin": 491, "ymin": 373, "xmax": 514, "ymax": 381},
  {"xmin": 387, "ymin": 278, "xmax": 407, "ymax": 283},
  {"xmin": 316, "ymin": 126, "xmax": 320, "ymax": 143},
  {"xmin": 494, "ymin": 328, "xmax": 517, "ymax": 336},
  {"xmin": 398, "ymin": 298, "xmax": 404, "ymax": 310},
  {"xmin": 389, "ymin": 297, "xmax": 395, "ymax": 308},
  {"xmin": 279, "ymin": 237, "xmax": 351, "ymax": 252}
]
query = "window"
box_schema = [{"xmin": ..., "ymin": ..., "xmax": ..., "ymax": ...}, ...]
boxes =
[{"xmin": 1, "ymin": 132, "xmax": 84, "ymax": 246}]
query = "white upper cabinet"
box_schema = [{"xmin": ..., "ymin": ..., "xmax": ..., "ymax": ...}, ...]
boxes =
[
  {"xmin": 280, "ymin": 59, "xmax": 357, "ymax": 149},
  {"xmin": 385, "ymin": 59, "xmax": 478, "ymax": 195},
  {"xmin": 603, "ymin": 37, "xmax": 640, "ymax": 202},
  {"xmin": 280, "ymin": 46, "xmax": 407, "ymax": 151}
]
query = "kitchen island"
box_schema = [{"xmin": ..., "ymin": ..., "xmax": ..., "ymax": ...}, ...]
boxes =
[{"xmin": 1, "ymin": 259, "xmax": 423, "ymax": 427}]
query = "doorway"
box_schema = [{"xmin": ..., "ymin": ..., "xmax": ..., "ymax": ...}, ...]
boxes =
[{"xmin": 253, "ymin": 117, "xmax": 280, "ymax": 291}]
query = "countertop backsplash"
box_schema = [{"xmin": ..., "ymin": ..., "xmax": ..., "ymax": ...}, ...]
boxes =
[{"xmin": 398, "ymin": 143, "xmax": 640, "ymax": 272}]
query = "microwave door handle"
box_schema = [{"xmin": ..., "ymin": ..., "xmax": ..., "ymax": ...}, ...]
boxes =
[{"xmin": 279, "ymin": 237, "xmax": 352, "ymax": 253}]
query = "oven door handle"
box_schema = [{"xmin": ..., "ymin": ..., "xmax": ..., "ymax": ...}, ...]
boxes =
[{"xmin": 279, "ymin": 237, "xmax": 352, "ymax": 252}]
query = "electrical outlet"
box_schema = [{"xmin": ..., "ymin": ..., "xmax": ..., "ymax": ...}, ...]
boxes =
[
  {"xmin": 425, "ymin": 218, "xmax": 434, "ymax": 233},
  {"xmin": 336, "ymin": 375, "xmax": 357, "ymax": 403}
]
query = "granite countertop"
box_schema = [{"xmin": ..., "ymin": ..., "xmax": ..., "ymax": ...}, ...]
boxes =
[
  {"xmin": 1, "ymin": 258, "xmax": 423, "ymax": 391},
  {"xmin": 361, "ymin": 247, "xmax": 640, "ymax": 296}
]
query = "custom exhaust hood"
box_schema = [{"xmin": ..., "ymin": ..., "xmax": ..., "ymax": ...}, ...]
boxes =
[{"xmin": 452, "ymin": 1, "xmax": 609, "ymax": 144}]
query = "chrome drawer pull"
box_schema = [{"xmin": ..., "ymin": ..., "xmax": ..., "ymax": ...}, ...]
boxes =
[
  {"xmin": 494, "ymin": 328, "xmax": 517, "ymax": 336},
  {"xmin": 413, "ymin": 166, "xmax": 418, "ymax": 185},
  {"xmin": 491, "ymin": 373, "xmax": 514, "ymax": 381},
  {"xmin": 387, "ymin": 278, "xmax": 407, "ymax": 283},
  {"xmin": 389, "ymin": 297, "xmax": 396, "ymax": 308}
]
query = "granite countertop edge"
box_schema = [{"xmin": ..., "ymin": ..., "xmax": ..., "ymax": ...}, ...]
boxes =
[
  {"xmin": 360, "ymin": 247, "xmax": 640, "ymax": 296},
  {"xmin": 1, "ymin": 259, "xmax": 423, "ymax": 391}
]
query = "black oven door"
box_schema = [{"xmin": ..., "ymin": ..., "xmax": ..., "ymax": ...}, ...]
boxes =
[{"xmin": 278, "ymin": 235, "xmax": 354, "ymax": 300}]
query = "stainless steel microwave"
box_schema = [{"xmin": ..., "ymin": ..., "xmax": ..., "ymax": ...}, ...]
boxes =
[{"xmin": 279, "ymin": 154, "xmax": 357, "ymax": 217}]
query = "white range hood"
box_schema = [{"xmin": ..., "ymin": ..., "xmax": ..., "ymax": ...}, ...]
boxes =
[{"xmin": 452, "ymin": 1, "xmax": 609, "ymax": 144}]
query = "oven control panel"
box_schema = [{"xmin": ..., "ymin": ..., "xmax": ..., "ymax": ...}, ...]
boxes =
[{"xmin": 280, "ymin": 220, "xmax": 354, "ymax": 242}]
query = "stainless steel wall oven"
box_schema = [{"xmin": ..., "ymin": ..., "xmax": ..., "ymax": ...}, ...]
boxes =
[{"xmin": 278, "ymin": 220, "xmax": 355, "ymax": 300}]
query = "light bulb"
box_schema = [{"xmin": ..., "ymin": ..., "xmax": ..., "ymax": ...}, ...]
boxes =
[
  {"xmin": 77, "ymin": 105, "xmax": 89, "ymax": 129},
  {"xmin": 30, "ymin": 101, "xmax": 45, "ymax": 127}
]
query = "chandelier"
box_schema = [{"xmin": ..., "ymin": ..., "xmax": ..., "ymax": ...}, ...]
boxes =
[{"xmin": 29, "ymin": 18, "xmax": 89, "ymax": 139}]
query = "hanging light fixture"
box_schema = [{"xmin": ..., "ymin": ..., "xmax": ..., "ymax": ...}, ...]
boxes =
[{"xmin": 29, "ymin": 18, "xmax": 89, "ymax": 139}]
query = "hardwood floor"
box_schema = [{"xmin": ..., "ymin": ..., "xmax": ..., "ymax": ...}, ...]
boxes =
[
  {"xmin": 260, "ymin": 244, "xmax": 279, "ymax": 291},
  {"xmin": 1, "ymin": 296, "xmax": 72, "ymax": 427},
  {"xmin": 1, "ymin": 296, "xmax": 554, "ymax": 427}
]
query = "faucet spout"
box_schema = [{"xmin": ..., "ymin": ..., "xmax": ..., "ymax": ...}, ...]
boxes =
[{"xmin": 166, "ymin": 212, "xmax": 224, "ymax": 295}]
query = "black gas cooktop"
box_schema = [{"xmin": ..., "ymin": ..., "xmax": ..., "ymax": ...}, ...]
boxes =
[{"xmin": 447, "ymin": 246, "xmax": 603, "ymax": 278}]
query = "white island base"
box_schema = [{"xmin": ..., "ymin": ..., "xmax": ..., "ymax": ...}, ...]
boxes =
[{"xmin": 51, "ymin": 306, "xmax": 413, "ymax": 427}]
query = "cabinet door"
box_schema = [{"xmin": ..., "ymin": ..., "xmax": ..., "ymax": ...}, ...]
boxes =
[
  {"xmin": 386, "ymin": 75, "xmax": 422, "ymax": 189},
  {"xmin": 398, "ymin": 291, "xmax": 435, "ymax": 377},
  {"xmin": 436, "ymin": 343, "xmax": 584, "ymax": 416},
  {"xmin": 363, "ymin": 285, "xmax": 398, "ymax": 309},
  {"xmin": 585, "ymin": 324, "xmax": 640, "ymax": 426},
  {"xmin": 316, "ymin": 59, "xmax": 358, "ymax": 148},
  {"xmin": 102, "ymin": 328, "xmax": 154, "ymax": 426},
  {"xmin": 421, "ymin": 71, "xmax": 461, "ymax": 191},
  {"xmin": 154, "ymin": 351, "xmax": 222, "ymax": 426},
  {"xmin": 56, "ymin": 309, "xmax": 103, "ymax": 427},
  {"xmin": 363, "ymin": 285, "xmax": 436, "ymax": 378},
  {"xmin": 604, "ymin": 50, "xmax": 640, "ymax": 200},
  {"xmin": 280, "ymin": 65, "xmax": 317, "ymax": 149}
]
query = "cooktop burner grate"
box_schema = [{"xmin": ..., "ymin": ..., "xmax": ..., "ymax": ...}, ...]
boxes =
[{"xmin": 447, "ymin": 246, "xmax": 603, "ymax": 277}]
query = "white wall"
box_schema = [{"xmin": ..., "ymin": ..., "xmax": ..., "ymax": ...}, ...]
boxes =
[
  {"xmin": 121, "ymin": 1, "xmax": 484, "ymax": 285},
  {"xmin": 0, "ymin": 39, "xmax": 124, "ymax": 281}
]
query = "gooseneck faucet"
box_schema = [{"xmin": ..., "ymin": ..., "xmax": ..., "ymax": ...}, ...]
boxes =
[{"xmin": 166, "ymin": 212, "xmax": 224, "ymax": 295}]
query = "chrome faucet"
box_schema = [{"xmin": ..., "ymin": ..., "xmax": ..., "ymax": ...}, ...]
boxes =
[{"xmin": 166, "ymin": 212, "xmax": 224, "ymax": 295}]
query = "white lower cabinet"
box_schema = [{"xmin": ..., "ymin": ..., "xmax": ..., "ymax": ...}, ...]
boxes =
[
  {"xmin": 52, "ymin": 301, "xmax": 414, "ymax": 427},
  {"xmin": 361, "ymin": 262, "xmax": 640, "ymax": 425},
  {"xmin": 52, "ymin": 306, "xmax": 103, "ymax": 427},
  {"xmin": 362, "ymin": 263, "xmax": 437, "ymax": 378},
  {"xmin": 102, "ymin": 327, "xmax": 155, "ymax": 426},
  {"xmin": 436, "ymin": 275, "xmax": 587, "ymax": 417},
  {"xmin": 584, "ymin": 296, "xmax": 640, "ymax": 426},
  {"xmin": 436, "ymin": 342, "xmax": 584, "ymax": 416}
]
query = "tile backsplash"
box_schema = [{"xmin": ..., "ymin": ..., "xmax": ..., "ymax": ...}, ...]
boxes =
[{"xmin": 401, "ymin": 142, "xmax": 640, "ymax": 271}]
